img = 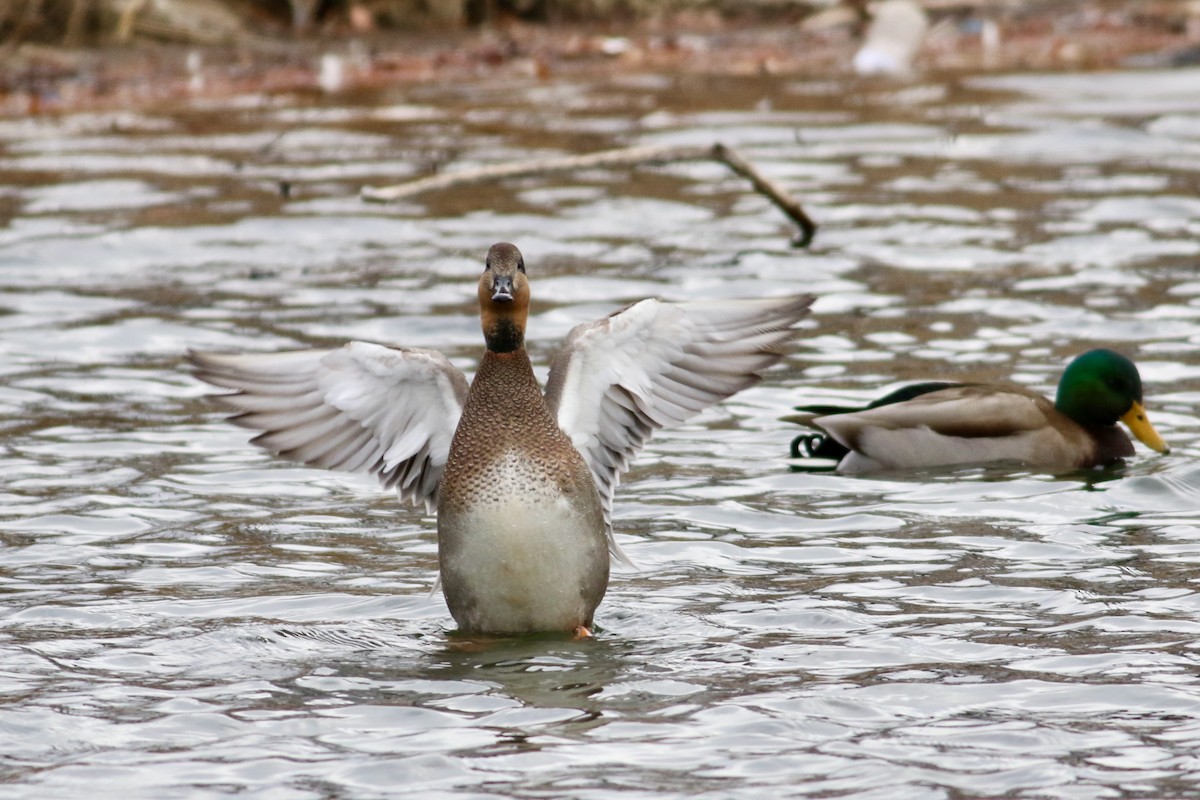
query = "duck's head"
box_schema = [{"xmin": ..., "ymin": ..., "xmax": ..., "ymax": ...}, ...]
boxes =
[
  {"xmin": 478, "ymin": 242, "xmax": 530, "ymax": 353},
  {"xmin": 1055, "ymin": 348, "xmax": 1169, "ymax": 454}
]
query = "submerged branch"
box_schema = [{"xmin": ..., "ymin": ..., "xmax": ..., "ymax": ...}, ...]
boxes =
[{"xmin": 361, "ymin": 142, "xmax": 817, "ymax": 247}]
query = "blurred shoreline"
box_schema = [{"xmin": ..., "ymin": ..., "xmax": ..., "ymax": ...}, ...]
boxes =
[{"xmin": 2, "ymin": 1, "xmax": 1198, "ymax": 115}]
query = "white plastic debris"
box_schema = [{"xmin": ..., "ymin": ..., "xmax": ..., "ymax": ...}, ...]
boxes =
[{"xmin": 853, "ymin": 0, "xmax": 929, "ymax": 76}]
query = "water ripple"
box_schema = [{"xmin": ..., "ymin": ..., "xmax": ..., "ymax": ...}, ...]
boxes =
[{"xmin": 1, "ymin": 66, "xmax": 1200, "ymax": 800}]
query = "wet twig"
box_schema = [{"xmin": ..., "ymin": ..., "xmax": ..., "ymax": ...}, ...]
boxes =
[
  {"xmin": 115, "ymin": 0, "xmax": 150, "ymax": 42},
  {"xmin": 361, "ymin": 142, "xmax": 818, "ymax": 247}
]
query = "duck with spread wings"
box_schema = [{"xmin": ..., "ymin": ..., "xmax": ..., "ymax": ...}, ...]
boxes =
[{"xmin": 191, "ymin": 243, "xmax": 812, "ymax": 636}]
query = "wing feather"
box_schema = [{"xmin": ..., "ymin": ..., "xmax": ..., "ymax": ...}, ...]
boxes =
[
  {"xmin": 188, "ymin": 342, "xmax": 469, "ymax": 512},
  {"xmin": 544, "ymin": 295, "xmax": 812, "ymax": 547}
]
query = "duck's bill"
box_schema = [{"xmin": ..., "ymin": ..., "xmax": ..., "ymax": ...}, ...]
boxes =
[
  {"xmin": 1121, "ymin": 402, "xmax": 1170, "ymax": 454},
  {"xmin": 490, "ymin": 275, "xmax": 515, "ymax": 302}
]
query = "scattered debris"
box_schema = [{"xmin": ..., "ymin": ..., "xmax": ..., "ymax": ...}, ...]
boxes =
[
  {"xmin": 1, "ymin": 1, "xmax": 1197, "ymax": 116},
  {"xmin": 853, "ymin": 0, "xmax": 928, "ymax": 75}
]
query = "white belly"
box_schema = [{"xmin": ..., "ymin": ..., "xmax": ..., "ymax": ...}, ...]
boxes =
[{"xmin": 437, "ymin": 454, "xmax": 608, "ymax": 634}]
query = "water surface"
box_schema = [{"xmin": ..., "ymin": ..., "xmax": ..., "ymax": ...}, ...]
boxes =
[{"xmin": 2, "ymin": 66, "xmax": 1200, "ymax": 798}]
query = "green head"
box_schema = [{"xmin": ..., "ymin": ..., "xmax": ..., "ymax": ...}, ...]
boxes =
[{"xmin": 1055, "ymin": 348, "xmax": 1168, "ymax": 453}]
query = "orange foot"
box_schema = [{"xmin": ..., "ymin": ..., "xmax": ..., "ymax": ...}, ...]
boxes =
[{"xmin": 572, "ymin": 626, "xmax": 594, "ymax": 639}]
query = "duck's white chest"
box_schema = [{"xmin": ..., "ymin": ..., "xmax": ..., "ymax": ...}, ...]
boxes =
[{"xmin": 437, "ymin": 450, "xmax": 608, "ymax": 634}]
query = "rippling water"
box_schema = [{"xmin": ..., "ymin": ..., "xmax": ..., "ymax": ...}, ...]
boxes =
[{"xmin": 2, "ymin": 65, "xmax": 1200, "ymax": 798}]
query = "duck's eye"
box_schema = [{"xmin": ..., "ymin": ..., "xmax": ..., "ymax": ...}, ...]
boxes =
[
  {"xmin": 517, "ymin": 258, "xmax": 526, "ymax": 274},
  {"xmin": 483, "ymin": 259, "xmax": 492, "ymax": 272}
]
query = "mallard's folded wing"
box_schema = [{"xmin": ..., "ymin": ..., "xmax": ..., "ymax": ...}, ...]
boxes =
[
  {"xmin": 816, "ymin": 385, "xmax": 1078, "ymax": 470},
  {"xmin": 544, "ymin": 295, "xmax": 813, "ymax": 535},
  {"xmin": 785, "ymin": 380, "xmax": 966, "ymax": 461},
  {"xmin": 188, "ymin": 342, "xmax": 469, "ymax": 512}
]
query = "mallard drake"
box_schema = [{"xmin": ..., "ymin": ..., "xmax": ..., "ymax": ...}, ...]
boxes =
[
  {"xmin": 789, "ymin": 349, "xmax": 1169, "ymax": 472},
  {"xmin": 190, "ymin": 243, "xmax": 812, "ymax": 636}
]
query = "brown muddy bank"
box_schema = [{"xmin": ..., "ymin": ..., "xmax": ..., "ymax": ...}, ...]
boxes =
[{"xmin": 2, "ymin": 0, "xmax": 1198, "ymax": 116}]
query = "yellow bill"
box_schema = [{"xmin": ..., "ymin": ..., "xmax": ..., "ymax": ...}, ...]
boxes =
[{"xmin": 1121, "ymin": 402, "xmax": 1170, "ymax": 454}]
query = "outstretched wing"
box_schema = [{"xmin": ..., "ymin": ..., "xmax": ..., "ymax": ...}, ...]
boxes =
[
  {"xmin": 544, "ymin": 295, "xmax": 813, "ymax": 534},
  {"xmin": 188, "ymin": 342, "xmax": 469, "ymax": 512}
]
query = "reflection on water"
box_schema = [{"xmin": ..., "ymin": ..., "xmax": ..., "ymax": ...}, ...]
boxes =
[{"xmin": 2, "ymin": 67, "xmax": 1200, "ymax": 798}]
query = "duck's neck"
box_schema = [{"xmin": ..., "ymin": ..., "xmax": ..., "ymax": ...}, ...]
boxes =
[
  {"xmin": 484, "ymin": 318, "xmax": 524, "ymax": 353},
  {"xmin": 1056, "ymin": 386, "xmax": 1120, "ymax": 428},
  {"xmin": 471, "ymin": 348, "xmax": 540, "ymax": 402},
  {"xmin": 462, "ymin": 348, "xmax": 551, "ymax": 435}
]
